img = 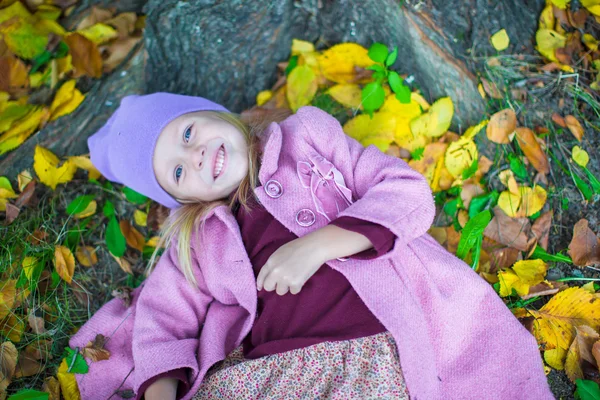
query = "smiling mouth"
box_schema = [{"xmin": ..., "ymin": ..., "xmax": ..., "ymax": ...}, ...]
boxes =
[{"xmin": 213, "ymin": 144, "xmax": 225, "ymax": 179}]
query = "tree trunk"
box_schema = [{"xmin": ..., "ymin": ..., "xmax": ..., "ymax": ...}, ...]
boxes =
[{"xmin": 1, "ymin": 0, "xmax": 544, "ymax": 177}]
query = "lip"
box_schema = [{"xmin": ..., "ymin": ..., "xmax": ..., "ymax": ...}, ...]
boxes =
[{"xmin": 212, "ymin": 143, "xmax": 226, "ymax": 180}]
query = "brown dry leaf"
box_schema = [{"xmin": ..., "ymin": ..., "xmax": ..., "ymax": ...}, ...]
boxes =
[
  {"xmin": 111, "ymin": 286, "xmax": 133, "ymax": 307},
  {"xmin": 531, "ymin": 211, "xmax": 553, "ymax": 251},
  {"xmin": 568, "ymin": 219, "xmax": 600, "ymax": 267},
  {"xmin": 119, "ymin": 220, "xmax": 145, "ymax": 252},
  {"xmin": 480, "ymin": 77, "xmax": 503, "ymax": 99},
  {"xmin": 17, "ymin": 169, "xmax": 33, "ymax": 192},
  {"xmin": 26, "ymin": 228, "xmax": 47, "ymax": 245},
  {"xmin": 101, "ymin": 35, "xmax": 141, "ymax": 73},
  {"xmin": 552, "ymin": 113, "xmax": 566, "ymax": 127},
  {"xmin": 110, "ymin": 254, "xmax": 132, "ymax": 274},
  {"xmin": 28, "ymin": 311, "xmax": 45, "ymax": 334},
  {"xmin": 15, "ymin": 180, "xmax": 36, "ymax": 208},
  {"xmin": 484, "ymin": 206, "xmax": 531, "ymax": 251},
  {"xmin": 565, "ymin": 325, "xmax": 600, "ymax": 383},
  {"xmin": 515, "ymin": 127, "xmax": 550, "ymax": 174},
  {"xmin": 81, "ymin": 334, "xmax": 110, "ymax": 362},
  {"xmin": 5, "ymin": 203, "xmax": 19, "ymax": 223},
  {"xmin": 486, "ymin": 109, "xmax": 516, "ymax": 144},
  {"xmin": 0, "ymin": 341, "xmax": 17, "ymax": 393},
  {"xmin": 64, "ymin": 33, "xmax": 102, "ymax": 78},
  {"xmin": 104, "ymin": 12, "xmax": 137, "ymax": 39},
  {"xmin": 521, "ymin": 280, "xmax": 566, "ymax": 300},
  {"xmin": 147, "ymin": 203, "xmax": 169, "ymax": 231},
  {"xmin": 0, "ymin": 54, "xmax": 29, "ymax": 94},
  {"xmin": 14, "ymin": 345, "xmax": 42, "ymax": 378},
  {"xmin": 0, "ymin": 313, "xmax": 24, "ymax": 343},
  {"xmin": 76, "ymin": 5, "xmax": 115, "ymax": 30},
  {"xmin": 42, "ymin": 376, "xmax": 61, "ymax": 400},
  {"xmin": 565, "ymin": 115, "xmax": 584, "ymax": 141},
  {"xmin": 460, "ymin": 183, "xmax": 485, "ymax": 209},
  {"xmin": 75, "ymin": 246, "xmax": 97, "ymax": 267},
  {"xmin": 53, "ymin": 245, "xmax": 75, "ymax": 284}
]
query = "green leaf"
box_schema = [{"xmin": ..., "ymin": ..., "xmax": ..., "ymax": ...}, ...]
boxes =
[
  {"xmin": 54, "ymin": 41, "xmax": 69, "ymax": 59},
  {"xmin": 366, "ymin": 64, "xmax": 386, "ymax": 73},
  {"xmin": 64, "ymin": 347, "xmax": 89, "ymax": 374},
  {"xmin": 575, "ymin": 379, "xmax": 600, "ymax": 400},
  {"xmin": 105, "ymin": 216, "xmax": 126, "ymax": 257},
  {"xmin": 456, "ymin": 210, "xmax": 492, "ymax": 260},
  {"xmin": 368, "ymin": 42, "xmax": 388, "ymax": 63},
  {"xmin": 385, "ymin": 46, "xmax": 398, "ymax": 67},
  {"xmin": 7, "ymin": 389, "xmax": 49, "ymax": 400},
  {"xmin": 103, "ymin": 200, "xmax": 115, "ymax": 218},
  {"xmin": 572, "ymin": 172, "xmax": 594, "ymax": 201},
  {"xmin": 461, "ymin": 157, "xmax": 479, "ymax": 180},
  {"xmin": 410, "ymin": 147, "xmax": 424, "ymax": 161},
  {"xmin": 508, "ymin": 153, "xmax": 528, "ymax": 180},
  {"xmin": 123, "ymin": 187, "xmax": 148, "ymax": 205},
  {"xmin": 30, "ymin": 50, "xmax": 52, "ymax": 74},
  {"xmin": 562, "ymin": 197, "xmax": 569, "ymax": 210},
  {"xmin": 66, "ymin": 194, "xmax": 95, "ymax": 215},
  {"xmin": 583, "ymin": 168, "xmax": 600, "ymax": 194},
  {"xmin": 468, "ymin": 191, "xmax": 499, "ymax": 218},
  {"xmin": 284, "ymin": 55, "xmax": 299, "ymax": 76},
  {"xmin": 443, "ymin": 197, "xmax": 459, "ymax": 218},
  {"xmin": 470, "ymin": 235, "xmax": 483, "ymax": 270},
  {"xmin": 531, "ymin": 245, "xmax": 573, "ymax": 264},
  {"xmin": 361, "ymin": 82, "xmax": 385, "ymax": 112},
  {"xmin": 65, "ymin": 229, "xmax": 81, "ymax": 251},
  {"xmin": 51, "ymin": 270, "xmax": 60, "ymax": 288}
]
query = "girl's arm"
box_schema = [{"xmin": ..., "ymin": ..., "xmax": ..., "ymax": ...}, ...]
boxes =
[{"xmin": 144, "ymin": 377, "xmax": 178, "ymax": 400}]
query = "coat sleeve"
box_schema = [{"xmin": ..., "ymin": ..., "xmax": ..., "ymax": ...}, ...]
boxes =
[
  {"xmin": 132, "ymin": 241, "xmax": 214, "ymax": 399},
  {"xmin": 295, "ymin": 106, "xmax": 435, "ymax": 248}
]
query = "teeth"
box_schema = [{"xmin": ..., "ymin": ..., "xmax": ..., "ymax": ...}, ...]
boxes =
[{"xmin": 214, "ymin": 146, "xmax": 225, "ymax": 178}]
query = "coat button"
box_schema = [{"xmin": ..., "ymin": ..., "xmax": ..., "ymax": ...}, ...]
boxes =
[
  {"xmin": 336, "ymin": 257, "xmax": 349, "ymax": 262},
  {"xmin": 264, "ymin": 179, "xmax": 283, "ymax": 198},
  {"xmin": 296, "ymin": 208, "xmax": 316, "ymax": 227}
]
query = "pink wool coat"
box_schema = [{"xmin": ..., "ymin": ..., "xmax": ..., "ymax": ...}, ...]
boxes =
[{"xmin": 70, "ymin": 106, "xmax": 553, "ymax": 400}]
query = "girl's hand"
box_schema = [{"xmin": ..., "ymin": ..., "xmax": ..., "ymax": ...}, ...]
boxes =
[{"xmin": 256, "ymin": 236, "xmax": 325, "ymax": 296}]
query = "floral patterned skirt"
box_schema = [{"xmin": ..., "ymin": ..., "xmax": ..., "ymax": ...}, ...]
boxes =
[{"xmin": 193, "ymin": 331, "xmax": 410, "ymax": 399}]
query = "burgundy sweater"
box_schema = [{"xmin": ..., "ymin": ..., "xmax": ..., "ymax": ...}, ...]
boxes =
[{"xmin": 140, "ymin": 196, "xmax": 395, "ymax": 397}]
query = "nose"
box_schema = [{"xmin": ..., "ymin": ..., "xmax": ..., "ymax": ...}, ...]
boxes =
[{"xmin": 191, "ymin": 145, "xmax": 207, "ymax": 170}]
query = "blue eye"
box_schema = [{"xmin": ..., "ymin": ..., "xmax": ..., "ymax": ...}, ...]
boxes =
[
  {"xmin": 175, "ymin": 166, "xmax": 182, "ymax": 182},
  {"xmin": 183, "ymin": 126, "xmax": 192, "ymax": 142}
]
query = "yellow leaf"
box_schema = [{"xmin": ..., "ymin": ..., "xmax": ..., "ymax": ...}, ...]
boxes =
[
  {"xmin": 582, "ymin": 281, "xmax": 596, "ymax": 293},
  {"xmin": 498, "ymin": 269, "xmax": 529, "ymax": 297},
  {"xmin": 35, "ymin": 18, "xmax": 66, "ymax": 36},
  {"xmin": 0, "ymin": 1, "xmax": 35, "ymax": 25},
  {"xmin": 408, "ymin": 142, "xmax": 448, "ymax": 189},
  {"xmin": 286, "ymin": 65, "xmax": 317, "ymax": 112},
  {"xmin": 35, "ymin": 4, "xmax": 62, "ymax": 20},
  {"xmin": 498, "ymin": 169, "xmax": 519, "ymax": 194},
  {"xmin": 549, "ymin": 0, "xmax": 569, "ymax": 9},
  {"xmin": 291, "ymin": 39, "xmax": 315, "ymax": 55},
  {"xmin": 539, "ymin": 4, "xmax": 555, "ymax": 30},
  {"xmin": 410, "ymin": 92, "xmax": 430, "ymax": 110},
  {"xmin": 0, "ymin": 107, "xmax": 50, "ymax": 155},
  {"xmin": 491, "ymin": 29, "xmax": 510, "ymax": 51},
  {"xmin": 565, "ymin": 115, "xmax": 584, "ymax": 141},
  {"xmin": 0, "ymin": 177, "xmax": 17, "ymax": 199},
  {"xmin": 327, "ymin": 84, "xmax": 363, "ymax": 109},
  {"xmin": 380, "ymin": 94, "xmax": 422, "ymax": 120},
  {"xmin": 513, "ymin": 259, "xmax": 548, "ymax": 286},
  {"xmin": 49, "ymin": 80, "xmax": 85, "ymax": 121},
  {"xmin": 317, "ymin": 42, "xmax": 375, "ymax": 84},
  {"xmin": 1, "ymin": 314, "xmax": 25, "ymax": 343},
  {"xmin": 74, "ymin": 200, "xmax": 96, "ymax": 218},
  {"xmin": 57, "ymin": 358, "xmax": 81, "ymax": 400},
  {"xmin": 0, "ymin": 16, "xmax": 48, "ymax": 60},
  {"xmin": 463, "ymin": 119, "xmax": 489, "ymax": 140},
  {"xmin": 486, "ymin": 108, "xmax": 516, "ymax": 144},
  {"xmin": 0, "ymin": 341, "xmax": 17, "ymax": 390},
  {"xmin": 572, "ymin": 146, "xmax": 589, "ymax": 168},
  {"xmin": 33, "ymin": 145, "xmax": 77, "ymax": 190},
  {"xmin": 17, "ymin": 170, "xmax": 32, "ymax": 192},
  {"xmin": 22, "ymin": 256, "xmax": 39, "ymax": 280},
  {"xmin": 583, "ymin": 34, "xmax": 599, "ymax": 51},
  {"xmin": 536, "ymin": 29, "xmax": 567, "ymax": 63},
  {"xmin": 146, "ymin": 236, "xmax": 161, "ymax": 248},
  {"xmin": 68, "ymin": 155, "xmax": 101, "ymax": 180},
  {"xmin": 544, "ymin": 348, "xmax": 567, "ymax": 370},
  {"xmin": 53, "ymin": 245, "xmax": 75, "ymax": 284},
  {"xmin": 409, "ymin": 97, "xmax": 453, "ymax": 138},
  {"xmin": 77, "ymin": 23, "xmax": 118, "ymax": 45},
  {"xmin": 524, "ymin": 287, "xmax": 600, "ymax": 351},
  {"xmin": 498, "ymin": 185, "xmax": 547, "ymax": 217},
  {"xmin": 477, "ymin": 83, "xmax": 486, "ymax": 99},
  {"xmin": 342, "ymin": 112, "xmax": 396, "ymax": 152},
  {"xmin": 110, "ymin": 254, "xmax": 132, "ymax": 275},
  {"xmin": 588, "ymin": 4, "xmax": 600, "ymax": 16},
  {"xmin": 134, "ymin": 210, "xmax": 147, "ymax": 227},
  {"xmin": 75, "ymin": 246, "xmax": 97, "ymax": 267},
  {"xmin": 444, "ymin": 137, "xmax": 478, "ymax": 178},
  {"xmin": 42, "ymin": 376, "xmax": 61, "ymax": 400},
  {"xmin": 56, "ymin": 54, "xmax": 73, "ymax": 79},
  {"xmin": 255, "ymin": 90, "xmax": 272, "ymax": 106},
  {"xmin": 0, "ymin": 280, "xmax": 16, "ymax": 320}
]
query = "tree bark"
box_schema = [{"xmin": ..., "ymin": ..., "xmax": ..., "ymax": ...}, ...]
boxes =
[{"xmin": 1, "ymin": 0, "xmax": 545, "ymax": 177}]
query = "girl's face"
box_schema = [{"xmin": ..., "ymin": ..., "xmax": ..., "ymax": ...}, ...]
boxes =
[{"xmin": 153, "ymin": 111, "xmax": 249, "ymax": 203}]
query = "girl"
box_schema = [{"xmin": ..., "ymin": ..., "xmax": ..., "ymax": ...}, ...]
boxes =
[{"xmin": 71, "ymin": 92, "xmax": 553, "ymax": 400}]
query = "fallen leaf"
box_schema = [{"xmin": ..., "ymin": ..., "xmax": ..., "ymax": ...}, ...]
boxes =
[
  {"xmin": 110, "ymin": 254, "xmax": 132, "ymax": 275},
  {"xmin": 33, "ymin": 145, "xmax": 77, "ymax": 190},
  {"xmin": 498, "ymin": 259, "xmax": 548, "ymax": 297},
  {"xmin": 481, "ymin": 77, "xmax": 503, "ymax": 99},
  {"xmin": 0, "ymin": 106, "xmax": 51, "ymax": 155},
  {"xmin": 42, "ymin": 376, "xmax": 61, "ymax": 400},
  {"xmin": 68, "ymin": 155, "xmax": 101, "ymax": 180},
  {"xmin": 568, "ymin": 219, "xmax": 600, "ymax": 267},
  {"xmin": 491, "ymin": 29, "xmax": 510, "ymax": 51},
  {"xmin": 81, "ymin": 334, "xmax": 110, "ymax": 362},
  {"xmin": 0, "ymin": 341, "xmax": 17, "ymax": 393},
  {"xmin": 53, "ymin": 245, "xmax": 75, "ymax": 284},
  {"xmin": 326, "ymin": 84, "xmax": 362, "ymax": 109},
  {"xmin": 119, "ymin": 220, "xmax": 145, "ymax": 252},
  {"xmin": 75, "ymin": 246, "xmax": 97, "ymax": 267},
  {"xmin": 484, "ymin": 206, "xmax": 531, "ymax": 251},
  {"xmin": 572, "ymin": 146, "xmax": 589, "ymax": 168},
  {"xmin": 28, "ymin": 311, "xmax": 45, "ymax": 334},
  {"xmin": 565, "ymin": 115, "xmax": 584, "ymax": 141},
  {"xmin": 0, "ymin": 54, "xmax": 29, "ymax": 94},
  {"xmin": 343, "ymin": 111, "xmax": 396, "ymax": 152},
  {"xmin": 486, "ymin": 108, "xmax": 516, "ymax": 144},
  {"xmin": 57, "ymin": 357, "xmax": 82, "ymax": 400},
  {"xmin": 545, "ymin": 347, "xmax": 567, "ymax": 370},
  {"xmin": 111, "ymin": 286, "xmax": 133, "ymax": 307},
  {"xmin": 409, "ymin": 97, "xmax": 453, "ymax": 138},
  {"xmin": 565, "ymin": 325, "xmax": 600, "ymax": 383},
  {"xmin": 515, "ymin": 127, "xmax": 550, "ymax": 174},
  {"xmin": 552, "ymin": 113, "xmax": 566, "ymax": 127},
  {"xmin": 104, "ymin": 12, "xmax": 137, "ymax": 39},
  {"xmin": 64, "ymin": 32, "xmax": 102, "ymax": 78},
  {"xmin": 76, "ymin": 5, "xmax": 114, "ymax": 30},
  {"xmin": 444, "ymin": 137, "xmax": 478, "ymax": 178},
  {"xmin": 74, "ymin": 200, "xmax": 96, "ymax": 219},
  {"xmin": 77, "ymin": 22, "xmax": 118, "ymax": 45},
  {"xmin": 16, "ymin": 170, "xmax": 33, "ymax": 192},
  {"xmin": 133, "ymin": 209, "xmax": 147, "ymax": 227},
  {"xmin": 520, "ymin": 287, "xmax": 600, "ymax": 351},
  {"xmin": 101, "ymin": 35, "xmax": 142, "ymax": 73},
  {"xmin": 317, "ymin": 42, "xmax": 375, "ymax": 84},
  {"xmin": 49, "ymin": 79, "xmax": 85, "ymax": 121},
  {"xmin": 0, "ymin": 280, "xmax": 16, "ymax": 320},
  {"xmin": 497, "ymin": 185, "xmax": 547, "ymax": 218},
  {"xmin": 531, "ymin": 211, "xmax": 553, "ymax": 251}
]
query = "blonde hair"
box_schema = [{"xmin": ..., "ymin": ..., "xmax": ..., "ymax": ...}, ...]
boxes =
[{"xmin": 146, "ymin": 108, "xmax": 292, "ymax": 288}]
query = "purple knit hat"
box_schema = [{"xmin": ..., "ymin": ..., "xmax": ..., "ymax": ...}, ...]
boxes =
[{"xmin": 87, "ymin": 92, "xmax": 230, "ymax": 209}]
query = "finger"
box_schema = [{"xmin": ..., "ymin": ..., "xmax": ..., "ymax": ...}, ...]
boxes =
[
  {"xmin": 262, "ymin": 272, "xmax": 277, "ymax": 292},
  {"xmin": 276, "ymin": 282, "xmax": 289, "ymax": 296},
  {"xmin": 289, "ymin": 284, "xmax": 302, "ymax": 295},
  {"xmin": 256, "ymin": 263, "xmax": 272, "ymax": 291}
]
